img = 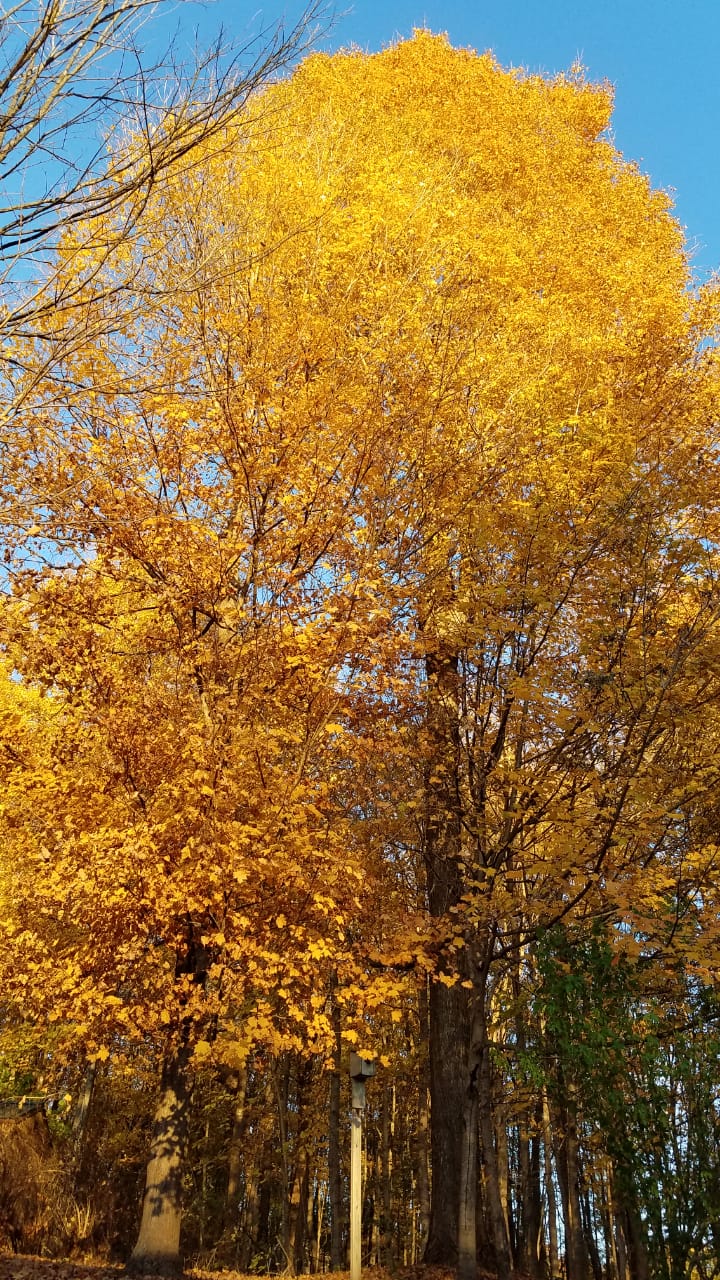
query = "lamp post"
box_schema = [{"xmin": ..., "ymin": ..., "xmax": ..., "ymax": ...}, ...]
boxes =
[{"xmin": 349, "ymin": 1052, "xmax": 375, "ymax": 1280}]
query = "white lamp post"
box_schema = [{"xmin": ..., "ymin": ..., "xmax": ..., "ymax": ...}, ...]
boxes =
[{"xmin": 349, "ymin": 1052, "xmax": 375, "ymax": 1280}]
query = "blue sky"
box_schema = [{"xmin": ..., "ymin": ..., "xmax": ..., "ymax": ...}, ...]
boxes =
[{"xmin": 170, "ymin": 0, "xmax": 720, "ymax": 283}]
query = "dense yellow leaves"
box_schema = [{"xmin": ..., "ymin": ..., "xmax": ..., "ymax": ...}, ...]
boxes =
[{"xmin": 1, "ymin": 30, "xmax": 720, "ymax": 1075}]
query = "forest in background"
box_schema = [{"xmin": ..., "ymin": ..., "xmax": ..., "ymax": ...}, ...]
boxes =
[{"xmin": 1, "ymin": 16, "xmax": 720, "ymax": 1280}]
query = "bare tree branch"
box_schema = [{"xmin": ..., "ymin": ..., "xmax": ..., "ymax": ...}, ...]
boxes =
[{"xmin": 0, "ymin": 0, "xmax": 327, "ymax": 336}]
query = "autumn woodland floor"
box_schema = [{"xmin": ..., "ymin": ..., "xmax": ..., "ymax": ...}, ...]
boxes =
[{"xmin": 0, "ymin": 1261, "xmax": 506, "ymax": 1280}]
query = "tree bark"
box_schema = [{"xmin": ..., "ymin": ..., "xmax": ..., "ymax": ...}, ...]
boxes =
[
  {"xmin": 72, "ymin": 1061, "xmax": 97, "ymax": 1161},
  {"xmin": 478, "ymin": 1016, "xmax": 512, "ymax": 1280},
  {"xmin": 622, "ymin": 1198, "xmax": 650, "ymax": 1280},
  {"xmin": 380, "ymin": 1081, "xmax": 394, "ymax": 1266},
  {"xmin": 413, "ymin": 979, "xmax": 431, "ymax": 1261},
  {"xmin": 223, "ymin": 1064, "xmax": 249, "ymax": 1243},
  {"xmin": 128, "ymin": 1042, "xmax": 193, "ymax": 1276},
  {"xmin": 542, "ymin": 1086, "xmax": 561, "ymax": 1280},
  {"xmin": 290, "ymin": 1147, "xmax": 309, "ymax": 1274},
  {"xmin": 555, "ymin": 1085, "xmax": 589, "ymax": 1280},
  {"xmin": 421, "ymin": 644, "xmax": 469, "ymax": 1267},
  {"xmin": 457, "ymin": 1052, "xmax": 479, "ymax": 1280},
  {"xmin": 328, "ymin": 990, "xmax": 344, "ymax": 1270}
]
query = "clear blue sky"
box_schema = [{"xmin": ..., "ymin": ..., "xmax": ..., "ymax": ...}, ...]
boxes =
[{"xmin": 168, "ymin": 0, "xmax": 720, "ymax": 284}]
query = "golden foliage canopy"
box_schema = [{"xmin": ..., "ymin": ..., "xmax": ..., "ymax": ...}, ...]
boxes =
[{"xmin": 2, "ymin": 32, "xmax": 720, "ymax": 1061}]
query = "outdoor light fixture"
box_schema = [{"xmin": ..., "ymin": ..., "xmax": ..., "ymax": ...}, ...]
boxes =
[{"xmin": 349, "ymin": 1053, "xmax": 376, "ymax": 1280}]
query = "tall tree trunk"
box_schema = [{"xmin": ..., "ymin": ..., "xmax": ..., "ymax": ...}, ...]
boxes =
[
  {"xmin": 515, "ymin": 997, "xmax": 542, "ymax": 1279},
  {"xmin": 290, "ymin": 1148, "xmax": 309, "ymax": 1275},
  {"xmin": 380, "ymin": 1081, "xmax": 394, "ymax": 1266},
  {"xmin": 599, "ymin": 1163, "xmax": 620, "ymax": 1280},
  {"xmin": 275, "ymin": 1057, "xmax": 291, "ymax": 1269},
  {"xmin": 413, "ymin": 976, "xmax": 431, "ymax": 1259},
  {"xmin": 313, "ymin": 1181, "xmax": 326, "ymax": 1273},
  {"xmin": 238, "ymin": 1079, "xmax": 275, "ymax": 1272},
  {"xmin": 424, "ymin": 960, "xmax": 470, "ymax": 1264},
  {"xmin": 223, "ymin": 1064, "xmax": 248, "ymax": 1243},
  {"xmin": 128, "ymin": 1042, "xmax": 193, "ymax": 1276},
  {"xmin": 542, "ymin": 1087, "xmax": 561, "ymax": 1280},
  {"xmin": 478, "ymin": 1010, "xmax": 513, "ymax": 1280},
  {"xmin": 328, "ymin": 990, "xmax": 344, "ymax": 1270},
  {"xmin": 581, "ymin": 1183, "xmax": 602, "ymax": 1280},
  {"xmin": 457, "ymin": 1047, "xmax": 479, "ymax": 1280},
  {"xmin": 495, "ymin": 1109, "xmax": 513, "ymax": 1260},
  {"xmin": 476, "ymin": 1159, "xmax": 494, "ymax": 1269},
  {"xmin": 556, "ymin": 1085, "xmax": 589, "ymax": 1280},
  {"xmin": 421, "ymin": 642, "xmax": 469, "ymax": 1266},
  {"xmin": 622, "ymin": 1199, "xmax": 650, "ymax": 1280},
  {"xmin": 518, "ymin": 1120, "xmax": 543, "ymax": 1278}
]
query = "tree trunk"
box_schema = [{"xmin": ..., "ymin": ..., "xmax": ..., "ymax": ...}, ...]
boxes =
[
  {"xmin": 623, "ymin": 1199, "xmax": 650, "ymax": 1280},
  {"xmin": 380, "ymin": 1081, "xmax": 394, "ymax": 1266},
  {"xmin": 290, "ymin": 1147, "xmax": 309, "ymax": 1275},
  {"xmin": 457, "ymin": 1053, "xmax": 479, "ymax": 1280},
  {"xmin": 413, "ymin": 976, "xmax": 431, "ymax": 1260},
  {"xmin": 581, "ymin": 1183, "xmax": 602, "ymax": 1280},
  {"xmin": 221, "ymin": 1063, "xmax": 249, "ymax": 1254},
  {"xmin": 424, "ymin": 971, "xmax": 469, "ymax": 1264},
  {"xmin": 556, "ymin": 1086, "xmax": 589, "ymax": 1280},
  {"xmin": 518, "ymin": 1119, "xmax": 543, "ymax": 1278},
  {"xmin": 478, "ymin": 1018, "xmax": 512, "ymax": 1280},
  {"xmin": 225, "ymin": 1067, "xmax": 248, "ymax": 1209},
  {"xmin": 328, "ymin": 992, "xmax": 344, "ymax": 1270},
  {"xmin": 421, "ymin": 643, "xmax": 469, "ymax": 1267},
  {"xmin": 128, "ymin": 1043, "xmax": 192, "ymax": 1276},
  {"xmin": 72, "ymin": 1061, "xmax": 97, "ymax": 1161},
  {"xmin": 237, "ymin": 1075, "xmax": 276, "ymax": 1272},
  {"xmin": 542, "ymin": 1087, "xmax": 561, "ymax": 1280},
  {"xmin": 495, "ymin": 1110, "xmax": 512, "ymax": 1261}
]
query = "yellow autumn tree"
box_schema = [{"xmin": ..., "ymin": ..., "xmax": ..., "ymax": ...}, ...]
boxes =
[{"xmin": 2, "ymin": 30, "xmax": 720, "ymax": 1277}]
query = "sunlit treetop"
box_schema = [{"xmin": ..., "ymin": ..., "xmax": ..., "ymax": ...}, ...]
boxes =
[{"xmin": 2, "ymin": 32, "xmax": 720, "ymax": 1070}]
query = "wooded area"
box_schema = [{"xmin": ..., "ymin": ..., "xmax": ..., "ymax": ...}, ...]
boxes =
[{"xmin": 1, "ymin": 19, "xmax": 719, "ymax": 1280}]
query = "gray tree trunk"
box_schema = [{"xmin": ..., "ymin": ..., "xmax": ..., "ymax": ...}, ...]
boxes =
[{"xmin": 128, "ymin": 1043, "xmax": 192, "ymax": 1276}]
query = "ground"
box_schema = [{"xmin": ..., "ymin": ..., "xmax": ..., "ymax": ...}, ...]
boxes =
[
  {"xmin": 0, "ymin": 1261, "xmax": 475, "ymax": 1280},
  {"xmin": 0, "ymin": 1261, "xmax": 507, "ymax": 1280}
]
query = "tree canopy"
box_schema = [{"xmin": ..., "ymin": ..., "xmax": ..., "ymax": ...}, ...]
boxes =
[{"xmin": 1, "ymin": 29, "xmax": 719, "ymax": 1280}]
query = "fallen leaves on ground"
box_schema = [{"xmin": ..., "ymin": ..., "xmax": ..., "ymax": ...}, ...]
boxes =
[{"xmin": 0, "ymin": 1260, "xmax": 504, "ymax": 1280}]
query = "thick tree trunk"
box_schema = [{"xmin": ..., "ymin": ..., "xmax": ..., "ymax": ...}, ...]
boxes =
[
  {"xmin": 478, "ymin": 1019, "xmax": 512, "ymax": 1280},
  {"xmin": 128, "ymin": 1043, "xmax": 192, "ymax": 1276},
  {"xmin": 424, "ymin": 967, "xmax": 469, "ymax": 1264},
  {"xmin": 457, "ymin": 1055, "xmax": 479, "ymax": 1280},
  {"xmin": 421, "ymin": 643, "xmax": 469, "ymax": 1267}
]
